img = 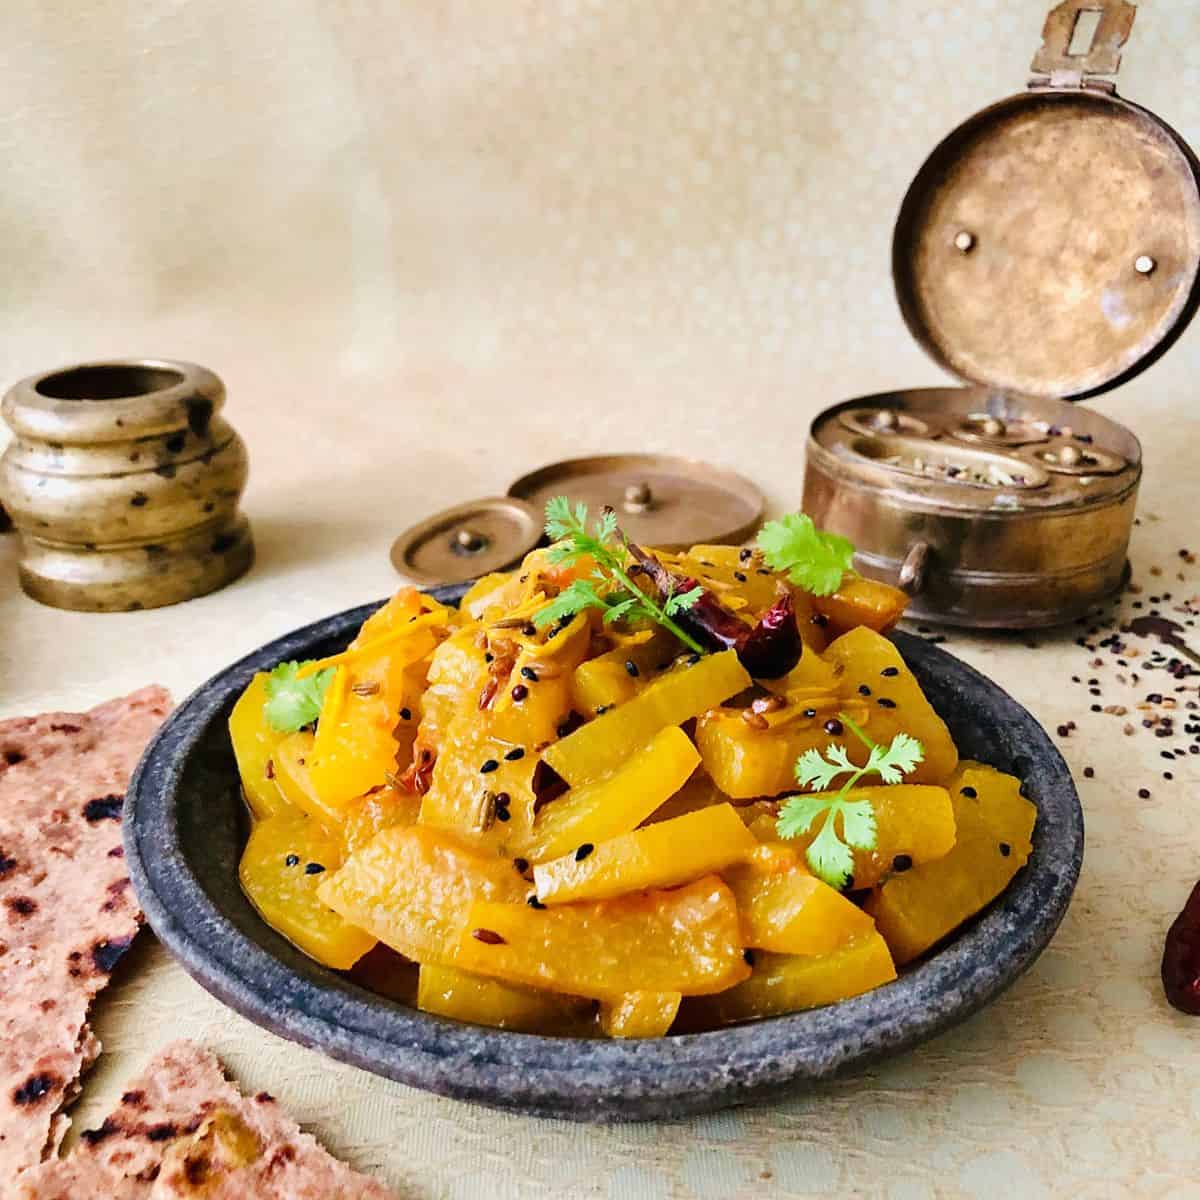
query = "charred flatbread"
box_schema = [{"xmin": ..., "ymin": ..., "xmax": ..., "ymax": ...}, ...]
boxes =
[
  {"xmin": 15, "ymin": 1040, "xmax": 397, "ymax": 1198},
  {"xmin": 0, "ymin": 687, "xmax": 171, "ymax": 1176}
]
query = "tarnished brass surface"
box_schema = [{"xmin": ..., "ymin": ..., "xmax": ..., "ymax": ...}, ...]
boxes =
[
  {"xmin": 893, "ymin": 89, "xmax": 1200, "ymax": 400},
  {"xmin": 507, "ymin": 453, "xmax": 763, "ymax": 550},
  {"xmin": 0, "ymin": 360, "xmax": 253, "ymax": 611},
  {"xmin": 803, "ymin": 388, "xmax": 1140, "ymax": 628},
  {"xmin": 803, "ymin": 1, "xmax": 1193, "ymax": 629},
  {"xmin": 390, "ymin": 496, "xmax": 542, "ymax": 585},
  {"xmin": 1030, "ymin": 0, "xmax": 1135, "ymax": 84}
]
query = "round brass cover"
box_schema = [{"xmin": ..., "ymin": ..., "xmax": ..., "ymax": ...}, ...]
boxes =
[
  {"xmin": 507, "ymin": 453, "xmax": 763, "ymax": 550},
  {"xmin": 893, "ymin": 89, "xmax": 1200, "ymax": 400},
  {"xmin": 390, "ymin": 497, "xmax": 541, "ymax": 585}
]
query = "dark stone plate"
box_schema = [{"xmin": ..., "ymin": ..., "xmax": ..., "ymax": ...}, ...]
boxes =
[{"xmin": 126, "ymin": 586, "xmax": 1083, "ymax": 1122}]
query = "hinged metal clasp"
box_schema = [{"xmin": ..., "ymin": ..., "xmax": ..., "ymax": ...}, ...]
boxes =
[{"xmin": 1028, "ymin": 1, "xmax": 1136, "ymax": 92}]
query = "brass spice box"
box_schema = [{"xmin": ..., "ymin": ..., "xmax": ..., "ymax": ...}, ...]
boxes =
[{"xmin": 803, "ymin": 1, "xmax": 1200, "ymax": 629}]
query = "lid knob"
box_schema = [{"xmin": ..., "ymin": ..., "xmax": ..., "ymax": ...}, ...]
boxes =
[
  {"xmin": 1134, "ymin": 254, "xmax": 1157, "ymax": 275},
  {"xmin": 1058, "ymin": 444, "xmax": 1083, "ymax": 467},
  {"xmin": 452, "ymin": 527, "xmax": 489, "ymax": 555},
  {"xmin": 390, "ymin": 497, "xmax": 542, "ymax": 584},
  {"xmin": 979, "ymin": 416, "xmax": 1006, "ymax": 437},
  {"xmin": 622, "ymin": 481, "xmax": 654, "ymax": 513},
  {"xmin": 953, "ymin": 230, "xmax": 976, "ymax": 253}
]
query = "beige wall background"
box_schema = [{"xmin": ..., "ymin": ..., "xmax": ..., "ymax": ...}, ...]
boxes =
[
  {"xmin": 4, "ymin": 4, "xmax": 1200, "ymax": 1198},
  {"xmin": 2, "ymin": 0, "xmax": 1199, "ymax": 526}
]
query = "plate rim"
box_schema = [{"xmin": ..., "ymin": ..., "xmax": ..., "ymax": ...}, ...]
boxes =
[{"xmin": 125, "ymin": 587, "xmax": 1083, "ymax": 1121}]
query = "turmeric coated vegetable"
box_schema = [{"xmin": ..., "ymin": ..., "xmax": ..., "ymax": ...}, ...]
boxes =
[
  {"xmin": 680, "ymin": 933, "xmax": 897, "ymax": 1027},
  {"xmin": 525, "ymin": 726, "xmax": 699, "ymax": 863},
  {"xmin": 228, "ymin": 673, "xmax": 292, "ymax": 820},
  {"xmin": 600, "ymin": 991, "xmax": 682, "ymax": 1039},
  {"xmin": 417, "ymin": 963, "xmax": 594, "ymax": 1034},
  {"xmin": 239, "ymin": 810, "xmax": 375, "ymax": 970},
  {"xmin": 317, "ymin": 825, "xmax": 525, "ymax": 965},
  {"xmin": 869, "ymin": 762, "xmax": 1035, "ymax": 964},
  {"xmin": 533, "ymin": 803, "xmax": 758, "ymax": 906},
  {"xmin": 455, "ymin": 877, "xmax": 750, "ymax": 999},
  {"xmin": 543, "ymin": 650, "xmax": 750, "ymax": 786},
  {"xmin": 727, "ymin": 843, "xmax": 876, "ymax": 955},
  {"xmin": 232, "ymin": 506, "xmax": 1038, "ymax": 1038}
]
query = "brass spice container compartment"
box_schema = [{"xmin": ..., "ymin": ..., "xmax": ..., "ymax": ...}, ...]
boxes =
[{"xmin": 803, "ymin": 1, "xmax": 1200, "ymax": 629}]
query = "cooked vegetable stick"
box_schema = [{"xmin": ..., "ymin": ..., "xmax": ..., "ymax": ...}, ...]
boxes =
[
  {"xmin": 599, "ymin": 991, "xmax": 682, "ymax": 1039},
  {"xmin": 317, "ymin": 825, "xmax": 525, "ymax": 965},
  {"xmin": 726, "ymin": 843, "xmax": 876, "ymax": 955},
  {"xmin": 681, "ymin": 934, "xmax": 897, "ymax": 1027},
  {"xmin": 747, "ymin": 784, "xmax": 957, "ymax": 889},
  {"xmin": 228, "ymin": 673, "xmax": 292, "ymax": 820},
  {"xmin": 869, "ymin": 762, "xmax": 1036, "ymax": 965},
  {"xmin": 240, "ymin": 811, "xmax": 375, "ymax": 970},
  {"xmin": 543, "ymin": 650, "xmax": 750, "ymax": 786},
  {"xmin": 525, "ymin": 726, "xmax": 699, "ymax": 863},
  {"xmin": 533, "ymin": 803, "xmax": 758, "ymax": 905},
  {"xmin": 455, "ymin": 877, "xmax": 749, "ymax": 999},
  {"xmin": 417, "ymin": 964, "xmax": 593, "ymax": 1035}
]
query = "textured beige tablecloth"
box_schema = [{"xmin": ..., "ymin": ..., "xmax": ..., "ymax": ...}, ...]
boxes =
[{"xmin": 2, "ymin": 2, "xmax": 1200, "ymax": 1196}]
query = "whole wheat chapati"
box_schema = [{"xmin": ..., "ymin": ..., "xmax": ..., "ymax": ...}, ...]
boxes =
[
  {"xmin": 0, "ymin": 687, "xmax": 171, "ymax": 1177},
  {"xmin": 14, "ymin": 1040, "xmax": 398, "ymax": 1198}
]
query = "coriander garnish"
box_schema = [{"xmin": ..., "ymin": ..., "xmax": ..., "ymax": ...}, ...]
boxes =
[
  {"xmin": 776, "ymin": 713, "xmax": 924, "ymax": 888},
  {"xmin": 263, "ymin": 661, "xmax": 335, "ymax": 733},
  {"xmin": 532, "ymin": 498, "xmax": 706, "ymax": 654},
  {"xmin": 756, "ymin": 512, "xmax": 856, "ymax": 596}
]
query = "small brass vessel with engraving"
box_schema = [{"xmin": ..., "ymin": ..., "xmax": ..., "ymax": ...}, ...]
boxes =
[
  {"xmin": 803, "ymin": 1, "xmax": 1200, "ymax": 628},
  {"xmin": 0, "ymin": 359, "xmax": 254, "ymax": 612}
]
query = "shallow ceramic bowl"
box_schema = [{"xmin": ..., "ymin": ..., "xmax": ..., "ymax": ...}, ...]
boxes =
[{"xmin": 126, "ymin": 585, "xmax": 1083, "ymax": 1121}]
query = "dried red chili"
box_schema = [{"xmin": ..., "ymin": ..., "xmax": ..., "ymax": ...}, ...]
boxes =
[{"xmin": 1162, "ymin": 878, "xmax": 1200, "ymax": 1015}]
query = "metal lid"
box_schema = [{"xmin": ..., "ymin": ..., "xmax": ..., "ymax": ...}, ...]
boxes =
[
  {"xmin": 507, "ymin": 453, "xmax": 763, "ymax": 550},
  {"xmin": 390, "ymin": 497, "xmax": 542, "ymax": 585},
  {"xmin": 892, "ymin": 0, "xmax": 1200, "ymax": 401}
]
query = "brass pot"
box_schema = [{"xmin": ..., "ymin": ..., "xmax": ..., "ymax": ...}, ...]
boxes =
[
  {"xmin": 803, "ymin": 1, "xmax": 1198, "ymax": 629},
  {"xmin": 0, "ymin": 359, "xmax": 254, "ymax": 611},
  {"xmin": 803, "ymin": 388, "xmax": 1140, "ymax": 628}
]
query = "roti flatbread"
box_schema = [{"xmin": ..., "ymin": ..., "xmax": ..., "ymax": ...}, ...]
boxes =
[
  {"xmin": 0, "ymin": 687, "xmax": 171, "ymax": 1176},
  {"xmin": 15, "ymin": 1041, "xmax": 397, "ymax": 1198}
]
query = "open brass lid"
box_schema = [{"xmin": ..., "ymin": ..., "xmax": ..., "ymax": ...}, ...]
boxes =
[{"xmin": 893, "ymin": 0, "xmax": 1200, "ymax": 400}]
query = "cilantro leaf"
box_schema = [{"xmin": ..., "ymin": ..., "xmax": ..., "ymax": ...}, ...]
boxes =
[
  {"xmin": 531, "ymin": 578, "xmax": 607, "ymax": 629},
  {"xmin": 873, "ymin": 731, "xmax": 924, "ymax": 784},
  {"xmin": 757, "ymin": 513, "xmax": 856, "ymax": 596},
  {"xmin": 264, "ymin": 661, "xmax": 336, "ymax": 733},
  {"xmin": 664, "ymin": 585, "xmax": 704, "ymax": 617},
  {"xmin": 794, "ymin": 744, "xmax": 853, "ymax": 792},
  {"xmin": 777, "ymin": 712, "xmax": 923, "ymax": 887},
  {"xmin": 544, "ymin": 496, "xmax": 586, "ymax": 544},
  {"xmin": 533, "ymin": 498, "xmax": 708, "ymax": 655},
  {"xmin": 838, "ymin": 796, "xmax": 878, "ymax": 848},
  {"xmin": 805, "ymin": 810, "xmax": 857, "ymax": 891},
  {"xmin": 775, "ymin": 793, "xmax": 830, "ymax": 841},
  {"xmin": 601, "ymin": 596, "xmax": 641, "ymax": 624}
]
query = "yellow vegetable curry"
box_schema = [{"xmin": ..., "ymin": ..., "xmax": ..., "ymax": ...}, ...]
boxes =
[{"xmin": 230, "ymin": 536, "xmax": 1036, "ymax": 1038}]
